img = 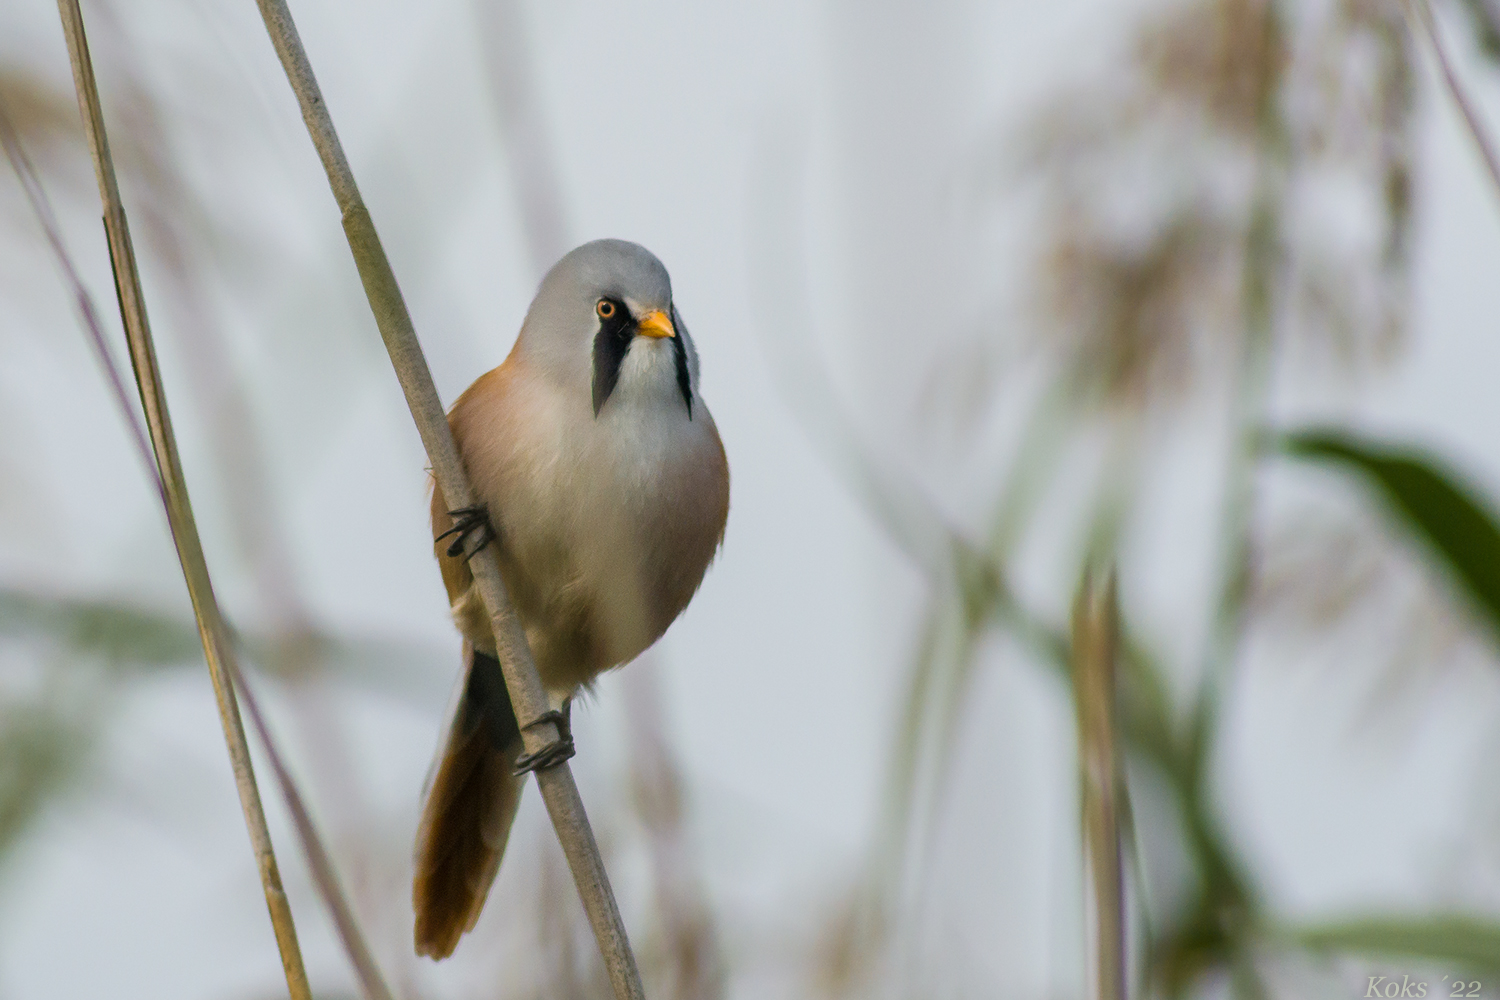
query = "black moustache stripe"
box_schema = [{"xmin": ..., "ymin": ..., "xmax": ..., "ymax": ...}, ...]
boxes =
[{"xmin": 671, "ymin": 303, "xmax": 693, "ymax": 419}]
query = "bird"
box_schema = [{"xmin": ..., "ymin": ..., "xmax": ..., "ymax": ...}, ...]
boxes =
[{"xmin": 412, "ymin": 239, "xmax": 729, "ymax": 960}]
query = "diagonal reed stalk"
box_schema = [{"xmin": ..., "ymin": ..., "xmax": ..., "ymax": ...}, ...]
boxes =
[
  {"xmin": 1072, "ymin": 569, "xmax": 1126, "ymax": 1000},
  {"xmin": 246, "ymin": 2, "xmax": 645, "ymax": 996},
  {"xmin": 1405, "ymin": 0, "xmax": 1500, "ymax": 203},
  {"xmin": 47, "ymin": 5, "xmax": 396, "ymax": 1000}
]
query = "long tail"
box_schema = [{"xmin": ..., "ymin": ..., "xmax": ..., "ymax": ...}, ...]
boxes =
[{"xmin": 413, "ymin": 644, "xmax": 523, "ymax": 959}]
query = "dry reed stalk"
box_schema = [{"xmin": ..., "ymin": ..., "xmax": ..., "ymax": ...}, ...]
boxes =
[
  {"xmin": 231, "ymin": 664, "xmax": 397, "ymax": 1000},
  {"xmin": 246, "ymin": 2, "xmax": 645, "ymax": 996},
  {"xmin": 51, "ymin": 4, "xmax": 311, "ymax": 997},
  {"xmin": 1405, "ymin": 0, "xmax": 1500, "ymax": 203},
  {"xmin": 48, "ymin": 6, "xmax": 396, "ymax": 1000},
  {"xmin": 1072, "ymin": 569, "xmax": 1126, "ymax": 1000},
  {"xmin": 7, "ymin": 115, "xmax": 396, "ymax": 997}
]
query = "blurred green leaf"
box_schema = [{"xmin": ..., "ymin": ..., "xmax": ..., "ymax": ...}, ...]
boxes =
[
  {"xmin": 1291, "ymin": 916, "xmax": 1500, "ymax": 976},
  {"xmin": 0, "ymin": 588, "xmax": 200, "ymax": 667},
  {"xmin": 0, "ymin": 695, "xmax": 94, "ymax": 862},
  {"xmin": 0, "ymin": 589, "xmax": 439, "ymax": 698},
  {"xmin": 1279, "ymin": 430, "xmax": 1500, "ymax": 642},
  {"xmin": 1457, "ymin": 0, "xmax": 1500, "ymax": 62}
]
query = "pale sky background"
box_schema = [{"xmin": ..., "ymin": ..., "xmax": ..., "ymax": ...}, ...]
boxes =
[{"xmin": 3, "ymin": 0, "xmax": 1500, "ymax": 997}]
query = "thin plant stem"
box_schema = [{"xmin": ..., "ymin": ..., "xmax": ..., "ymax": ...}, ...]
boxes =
[
  {"xmin": 50, "ymin": 3, "xmax": 312, "ymax": 997},
  {"xmin": 9, "ymin": 95, "xmax": 398, "ymax": 1000},
  {"xmin": 231, "ymin": 665, "xmax": 398, "ymax": 1000},
  {"xmin": 1072, "ymin": 569, "xmax": 1126, "ymax": 1000},
  {"xmin": 246, "ymin": 2, "xmax": 644, "ymax": 995},
  {"xmin": 0, "ymin": 104, "xmax": 156, "ymax": 493},
  {"xmin": 871, "ymin": 595, "xmax": 959, "ymax": 885},
  {"xmin": 85, "ymin": 19, "xmax": 381, "ymax": 912},
  {"xmin": 1406, "ymin": 0, "xmax": 1500, "ymax": 205},
  {"xmin": 984, "ymin": 372, "xmax": 1077, "ymax": 562},
  {"xmin": 45, "ymin": 8, "xmax": 398, "ymax": 999}
]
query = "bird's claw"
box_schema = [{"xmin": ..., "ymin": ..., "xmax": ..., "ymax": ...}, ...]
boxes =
[
  {"xmin": 513, "ymin": 706, "xmax": 575, "ymax": 776},
  {"xmin": 435, "ymin": 504, "xmax": 496, "ymax": 561}
]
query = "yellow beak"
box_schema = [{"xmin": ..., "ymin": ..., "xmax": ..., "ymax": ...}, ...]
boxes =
[{"xmin": 636, "ymin": 309, "xmax": 676, "ymax": 339}]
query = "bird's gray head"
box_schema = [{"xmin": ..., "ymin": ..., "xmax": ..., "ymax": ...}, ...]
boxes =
[{"xmin": 517, "ymin": 239, "xmax": 699, "ymax": 419}]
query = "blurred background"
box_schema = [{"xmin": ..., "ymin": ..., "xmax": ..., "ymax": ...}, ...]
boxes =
[{"xmin": 5, "ymin": 0, "xmax": 1500, "ymax": 997}]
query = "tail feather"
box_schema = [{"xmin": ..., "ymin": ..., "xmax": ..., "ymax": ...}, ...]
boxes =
[{"xmin": 413, "ymin": 646, "xmax": 522, "ymax": 959}]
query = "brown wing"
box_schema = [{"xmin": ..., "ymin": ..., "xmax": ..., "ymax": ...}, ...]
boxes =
[
  {"xmin": 429, "ymin": 363, "xmax": 522, "ymax": 654},
  {"xmin": 430, "ymin": 478, "xmax": 473, "ymax": 608}
]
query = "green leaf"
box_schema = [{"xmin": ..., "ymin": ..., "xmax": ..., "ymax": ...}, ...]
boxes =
[
  {"xmin": 1290, "ymin": 916, "xmax": 1500, "ymax": 975},
  {"xmin": 0, "ymin": 587, "xmax": 443, "ymax": 701},
  {"xmin": 1279, "ymin": 430, "xmax": 1500, "ymax": 642},
  {"xmin": 1457, "ymin": 0, "xmax": 1500, "ymax": 63},
  {"xmin": 0, "ymin": 588, "xmax": 201, "ymax": 668},
  {"xmin": 0, "ymin": 696, "xmax": 94, "ymax": 862}
]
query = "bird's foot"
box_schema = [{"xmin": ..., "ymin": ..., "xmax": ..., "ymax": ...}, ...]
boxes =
[
  {"xmin": 513, "ymin": 700, "xmax": 575, "ymax": 776},
  {"xmin": 435, "ymin": 504, "xmax": 496, "ymax": 561}
]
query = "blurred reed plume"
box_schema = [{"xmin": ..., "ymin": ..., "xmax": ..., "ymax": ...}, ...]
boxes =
[
  {"xmin": 751, "ymin": 0, "xmax": 1500, "ymax": 997},
  {"xmin": 1016, "ymin": 0, "xmax": 1415, "ymax": 405}
]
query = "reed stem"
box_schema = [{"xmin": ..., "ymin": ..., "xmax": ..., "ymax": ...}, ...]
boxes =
[
  {"xmin": 1072, "ymin": 569, "xmax": 1126, "ymax": 1000},
  {"xmin": 52, "ymin": 3, "xmax": 312, "ymax": 997},
  {"xmin": 1407, "ymin": 0, "xmax": 1500, "ymax": 205},
  {"xmin": 247, "ymin": 2, "xmax": 645, "ymax": 995},
  {"xmin": 49, "ymin": 8, "xmax": 400, "ymax": 999}
]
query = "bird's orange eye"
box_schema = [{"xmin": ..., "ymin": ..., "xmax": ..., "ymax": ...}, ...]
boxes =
[{"xmin": 596, "ymin": 300, "xmax": 615, "ymax": 319}]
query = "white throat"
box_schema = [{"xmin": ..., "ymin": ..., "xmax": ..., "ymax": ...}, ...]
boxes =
[{"xmin": 606, "ymin": 336, "xmax": 688, "ymax": 419}]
